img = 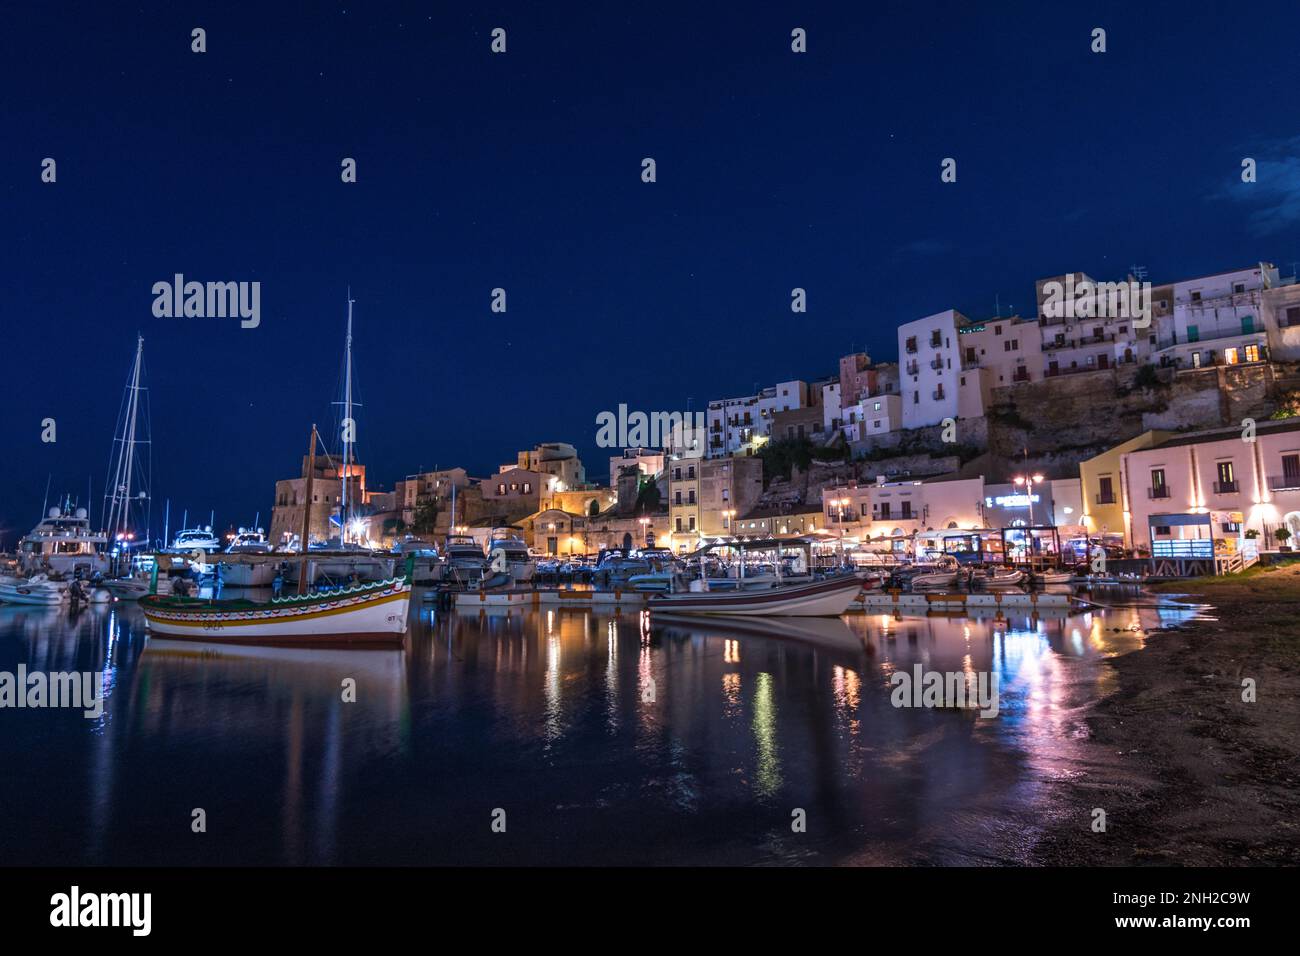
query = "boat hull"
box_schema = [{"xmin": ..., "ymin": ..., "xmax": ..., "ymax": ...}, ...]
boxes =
[
  {"xmin": 140, "ymin": 579, "xmax": 412, "ymax": 646},
  {"xmin": 219, "ymin": 561, "xmax": 279, "ymax": 587},
  {"xmin": 649, "ymin": 575, "xmax": 863, "ymax": 617}
]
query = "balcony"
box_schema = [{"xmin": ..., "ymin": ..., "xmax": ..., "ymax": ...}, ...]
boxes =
[
  {"xmin": 1268, "ymin": 475, "xmax": 1300, "ymax": 492},
  {"xmin": 931, "ymin": 388, "xmax": 946, "ymax": 401},
  {"xmin": 905, "ymin": 361, "xmax": 919, "ymax": 375},
  {"xmin": 1094, "ymin": 493, "xmax": 1116, "ymax": 505},
  {"xmin": 1043, "ymin": 338, "xmax": 1076, "ymax": 352},
  {"xmin": 1147, "ymin": 486, "xmax": 1171, "ymax": 500},
  {"xmin": 1212, "ymin": 480, "xmax": 1239, "ymax": 494},
  {"xmin": 1011, "ymin": 368, "xmax": 1031, "ymax": 383},
  {"xmin": 929, "ymin": 358, "xmax": 944, "ymax": 370}
]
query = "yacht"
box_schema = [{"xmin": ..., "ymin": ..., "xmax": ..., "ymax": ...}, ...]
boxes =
[
  {"xmin": 171, "ymin": 526, "xmax": 220, "ymax": 552},
  {"xmin": 440, "ymin": 534, "xmax": 487, "ymax": 588},
  {"xmin": 16, "ymin": 504, "xmax": 108, "ymax": 577},
  {"xmin": 226, "ymin": 528, "xmax": 273, "ymax": 553},
  {"xmin": 487, "ymin": 530, "xmax": 535, "ymax": 585}
]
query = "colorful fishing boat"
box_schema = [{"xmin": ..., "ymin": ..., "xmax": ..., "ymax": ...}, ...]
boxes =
[{"xmin": 139, "ymin": 574, "xmax": 412, "ymax": 646}]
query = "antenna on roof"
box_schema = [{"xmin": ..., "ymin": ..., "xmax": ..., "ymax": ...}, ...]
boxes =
[
  {"xmin": 995, "ymin": 294, "xmax": 1001, "ymax": 318},
  {"xmin": 1130, "ymin": 264, "xmax": 1149, "ymax": 282}
]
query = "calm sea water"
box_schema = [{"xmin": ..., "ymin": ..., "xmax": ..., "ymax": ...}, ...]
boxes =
[{"xmin": 0, "ymin": 591, "xmax": 1200, "ymax": 865}]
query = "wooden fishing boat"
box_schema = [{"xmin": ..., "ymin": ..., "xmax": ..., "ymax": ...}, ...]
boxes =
[
  {"xmin": 139, "ymin": 424, "xmax": 412, "ymax": 646},
  {"xmin": 648, "ymin": 573, "xmax": 864, "ymax": 617},
  {"xmin": 139, "ymin": 575, "xmax": 412, "ymax": 645}
]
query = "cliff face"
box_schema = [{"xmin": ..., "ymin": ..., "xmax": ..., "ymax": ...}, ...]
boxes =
[
  {"xmin": 985, "ymin": 363, "xmax": 1277, "ymax": 472},
  {"xmin": 830, "ymin": 363, "xmax": 1287, "ymax": 485}
]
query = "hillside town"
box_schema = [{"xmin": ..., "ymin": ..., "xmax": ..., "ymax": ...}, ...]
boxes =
[{"xmin": 268, "ymin": 260, "xmax": 1300, "ymax": 570}]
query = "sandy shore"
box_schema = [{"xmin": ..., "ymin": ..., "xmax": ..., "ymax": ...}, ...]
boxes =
[{"xmin": 1032, "ymin": 563, "xmax": 1300, "ymax": 865}]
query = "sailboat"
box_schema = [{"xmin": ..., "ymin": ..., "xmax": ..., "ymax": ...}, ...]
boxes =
[
  {"xmin": 102, "ymin": 334, "xmax": 152, "ymax": 568},
  {"xmin": 140, "ymin": 425, "xmax": 413, "ymax": 646}
]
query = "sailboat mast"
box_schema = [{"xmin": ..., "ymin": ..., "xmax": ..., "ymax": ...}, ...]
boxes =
[
  {"xmin": 299, "ymin": 424, "xmax": 318, "ymax": 593},
  {"xmin": 341, "ymin": 291, "xmax": 354, "ymax": 544},
  {"xmin": 105, "ymin": 335, "xmax": 146, "ymax": 544}
]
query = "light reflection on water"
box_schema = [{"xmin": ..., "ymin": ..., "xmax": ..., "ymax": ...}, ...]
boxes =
[{"xmin": 0, "ymin": 595, "xmax": 1200, "ymax": 865}]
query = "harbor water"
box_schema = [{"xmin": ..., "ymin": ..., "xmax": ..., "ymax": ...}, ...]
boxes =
[{"xmin": 0, "ymin": 592, "xmax": 1201, "ymax": 865}]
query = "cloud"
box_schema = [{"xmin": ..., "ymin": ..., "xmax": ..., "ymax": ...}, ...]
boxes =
[{"xmin": 1215, "ymin": 134, "xmax": 1300, "ymax": 236}]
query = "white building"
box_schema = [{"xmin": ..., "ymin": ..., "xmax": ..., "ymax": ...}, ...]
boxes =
[
  {"xmin": 1035, "ymin": 271, "xmax": 1156, "ymax": 377},
  {"xmin": 706, "ymin": 379, "xmax": 809, "ymax": 457},
  {"xmin": 956, "ymin": 315, "xmax": 1043, "ymax": 386},
  {"xmin": 898, "ymin": 310, "xmax": 966, "ymax": 429},
  {"xmin": 821, "ymin": 381, "xmax": 842, "ymax": 434},
  {"xmin": 821, "ymin": 475, "xmax": 987, "ymax": 552},
  {"xmin": 1153, "ymin": 263, "xmax": 1280, "ymax": 370},
  {"xmin": 842, "ymin": 393, "xmax": 903, "ymax": 442},
  {"xmin": 1122, "ymin": 418, "xmax": 1300, "ymax": 556}
]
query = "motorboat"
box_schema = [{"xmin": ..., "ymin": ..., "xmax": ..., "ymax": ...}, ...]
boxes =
[
  {"xmin": 392, "ymin": 537, "xmax": 440, "ymax": 585},
  {"xmin": 0, "ymin": 574, "xmax": 69, "ymax": 606},
  {"xmin": 973, "ymin": 566, "xmax": 1026, "ymax": 589},
  {"xmin": 907, "ymin": 556, "xmax": 961, "ymax": 590},
  {"xmin": 170, "ymin": 526, "xmax": 221, "ymax": 552},
  {"xmin": 487, "ymin": 530, "xmax": 535, "ymax": 585},
  {"xmin": 225, "ymin": 528, "xmax": 273, "ymax": 553},
  {"xmin": 1033, "ymin": 569, "xmax": 1074, "ymax": 585},
  {"xmin": 218, "ymin": 558, "xmax": 280, "ymax": 588},
  {"xmin": 16, "ymin": 504, "xmax": 109, "ymax": 577},
  {"xmin": 440, "ymin": 534, "xmax": 487, "ymax": 588},
  {"xmin": 593, "ymin": 549, "xmax": 651, "ymax": 588},
  {"xmin": 649, "ymin": 573, "xmax": 865, "ymax": 617},
  {"xmin": 101, "ymin": 569, "xmax": 176, "ymax": 600}
]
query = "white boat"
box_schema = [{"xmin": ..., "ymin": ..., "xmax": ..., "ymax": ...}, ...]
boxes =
[
  {"xmin": 0, "ymin": 574, "xmax": 69, "ymax": 606},
  {"xmin": 226, "ymin": 528, "xmax": 272, "ymax": 553},
  {"xmin": 1033, "ymin": 569, "xmax": 1074, "ymax": 585},
  {"xmin": 648, "ymin": 573, "xmax": 865, "ymax": 617},
  {"xmin": 908, "ymin": 557, "xmax": 961, "ymax": 590},
  {"xmin": 102, "ymin": 569, "xmax": 177, "ymax": 600},
  {"xmin": 219, "ymin": 559, "xmax": 279, "ymax": 587},
  {"xmin": 392, "ymin": 537, "xmax": 440, "ymax": 585},
  {"xmin": 975, "ymin": 567, "xmax": 1026, "ymax": 589},
  {"xmin": 171, "ymin": 526, "xmax": 220, "ymax": 552},
  {"xmin": 487, "ymin": 530, "xmax": 535, "ymax": 585},
  {"xmin": 440, "ymin": 534, "xmax": 487, "ymax": 588},
  {"xmin": 140, "ymin": 575, "xmax": 412, "ymax": 645},
  {"xmin": 16, "ymin": 504, "xmax": 109, "ymax": 577}
]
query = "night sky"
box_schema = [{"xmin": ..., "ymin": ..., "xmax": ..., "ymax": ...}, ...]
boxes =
[{"xmin": 3, "ymin": 1, "xmax": 1298, "ymax": 545}]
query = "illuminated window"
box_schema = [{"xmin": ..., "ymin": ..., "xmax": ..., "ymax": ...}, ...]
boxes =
[{"xmin": 1225, "ymin": 347, "xmax": 1239, "ymax": 365}]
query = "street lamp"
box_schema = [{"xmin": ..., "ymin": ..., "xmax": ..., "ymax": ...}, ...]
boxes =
[
  {"xmin": 837, "ymin": 496, "xmax": 851, "ymax": 565},
  {"xmin": 1013, "ymin": 473, "xmax": 1046, "ymax": 559}
]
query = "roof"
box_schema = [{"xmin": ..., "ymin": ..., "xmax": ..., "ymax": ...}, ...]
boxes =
[{"xmin": 1148, "ymin": 416, "xmax": 1300, "ymax": 451}]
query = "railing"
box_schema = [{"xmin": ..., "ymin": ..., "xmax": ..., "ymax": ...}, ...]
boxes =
[
  {"xmin": 1094, "ymin": 493, "xmax": 1116, "ymax": 505},
  {"xmin": 1212, "ymin": 480, "xmax": 1239, "ymax": 494},
  {"xmin": 929, "ymin": 358, "xmax": 944, "ymax": 370},
  {"xmin": 905, "ymin": 362, "xmax": 919, "ymax": 375},
  {"xmin": 1268, "ymin": 475, "xmax": 1300, "ymax": 491},
  {"xmin": 932, "ymin": 389, "xmax": 945, "ymax": 400},
  {"xmin": 1148, "ymin": 486, "xmax": 1171, "ymax": 499},
  {"xmin": 905, "ymin": 342, "xmax": 918, "ymax": 354}
]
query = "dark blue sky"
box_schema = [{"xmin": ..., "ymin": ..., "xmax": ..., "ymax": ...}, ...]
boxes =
[{"xmin": 3, "ymin": 1, "xmax": 1298, "ymax": 544}]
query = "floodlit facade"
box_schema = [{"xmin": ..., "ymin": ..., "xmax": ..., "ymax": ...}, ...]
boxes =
[{"xmin": 1121, "ymin": 418, "xmax": 1300, "ymax": 556}]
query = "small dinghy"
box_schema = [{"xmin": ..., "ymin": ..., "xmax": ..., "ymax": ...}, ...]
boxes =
[
  {"xmin": 974, "ymin": 567, "xmax": 1026, "ymax": 589},
  {"xmin": 0, "ymin": 574, "xmax": 68, "ymax": 606},
  {"xmin": 1032, "ymin": 569, "xmax": 1074, "ymax": 585}
]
